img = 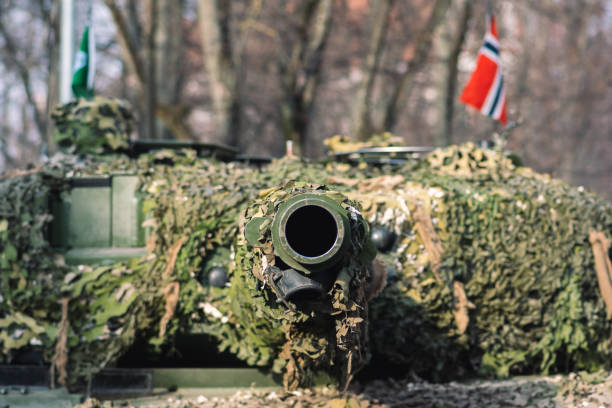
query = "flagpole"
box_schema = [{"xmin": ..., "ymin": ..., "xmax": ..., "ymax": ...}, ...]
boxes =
[
  {"xmin": 59, "ymin": 0, "xmax": 74, "ymax": 103},
  {"xmin": 87, "ymin": 0, "xmax": 95, "ymax": 93},
  {"xmin": 486, "ymin": 0, "xmax": 510, "ymax": 135}
]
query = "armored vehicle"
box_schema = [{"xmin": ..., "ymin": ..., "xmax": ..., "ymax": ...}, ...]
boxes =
[{"xmin": 1, "ymin": 98, "xmax": 611, "ymax": 394}]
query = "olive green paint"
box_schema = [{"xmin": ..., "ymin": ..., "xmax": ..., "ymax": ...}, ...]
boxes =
[
  {"xmin": 63, "ymin": 247, "xmax": 148, "ymax": 265},
  {"xmin": 67, "ymin": 182, "xmax": 112, "ymax": 248},
  {"xmin": 112, "ymin": 175, "xmax": 143, "ymax": 247},
  {"xmin": 151, "ymin": 368, "xmax": 279, "ymax": 388}
]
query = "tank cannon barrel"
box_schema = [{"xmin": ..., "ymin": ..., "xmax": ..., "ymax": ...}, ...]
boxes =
[
  {"xmin": 245, "ymin": 191, "xmax": 372, "ymax": 303},
  {"xmin": 271, "ymin": 194, "xmax": 351, "ymax": 272},
  {"xmin": 237, "ymin": 185, "xmax": 375, "ymax": 387}
]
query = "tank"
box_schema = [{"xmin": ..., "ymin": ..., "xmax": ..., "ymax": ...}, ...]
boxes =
[{"xmin": 1, "ymin": 97, "xmax": 612, "ymax": 392}]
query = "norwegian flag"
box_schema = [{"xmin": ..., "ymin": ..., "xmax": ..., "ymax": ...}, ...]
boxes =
[{"xmin": 459, "ymin": 13, "xmax": 507, "ymax": 125}]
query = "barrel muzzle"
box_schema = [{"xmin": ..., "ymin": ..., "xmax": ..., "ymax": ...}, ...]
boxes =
[
  {"xmin": 271, "ymin": 193, "xmax": 351, "ymax": 274},
  {"xmin": 245, "ymin": 192, "xmax": 362, "ymax": 302}
]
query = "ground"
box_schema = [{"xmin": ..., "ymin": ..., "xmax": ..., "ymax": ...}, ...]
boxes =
[
  {"xmin": 70, "ymin": 372, "xmax": 612, "ymax": 408},
  {"xmin": 3, "ymin": 372, "xmax": 612, "ymax": 407}
]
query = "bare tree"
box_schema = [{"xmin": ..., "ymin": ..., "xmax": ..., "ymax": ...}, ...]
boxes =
[
  {"xmin": 0, "ymin": 0, "xmax": 59, "ymax": 165},
  {"xmin": 156, "ymin": 0, "xmax": 187, "ymax": 139},
  {"xmin": 104, "ymin": 0, "xmax": 149, "ymax": 138},
  {"xmin": 351, "ymin": 0, "xmax": 394, "ymax": 141},
  {"xmin": 557, "ymin": 3, "xmax": 589, "ymax": 184},
  {"xmin": 104, "ymin": 0, "xmax": 188, "ymax": 139},
  {"xmin": 42, "ymin": 0, "xmax": 61, "ymax": 150},
  {"xmin": 0, "ymin": 84, "xmax": 15, "ymax": 167},
  {"xmin": 144, "ymin": 0, "xmax": 158, "ymax": 139},
  {"xmin": 0, "ymin": 13, "xmax": 47, "ymax": 138},
  {"xmin": 439, "ymin": 0, "xmax": 472, "ymax": 146},
  {"xmin": 198, "ymin": 0, "xmax": 240, "ymax": 147},
  {"xmin": 279, "ymin": 0, "xmax": 334, "ymax": 154},
  {"xmin": 380, "ymin": 0, "xmax": 450, "ymax": 132},
  {"xmin": 104, "ymin": 0, "xmax": 146, "ymax": 87},
  {"xmin": 0, "ymin": 0, "xmax": 610, "ymax": 201}
]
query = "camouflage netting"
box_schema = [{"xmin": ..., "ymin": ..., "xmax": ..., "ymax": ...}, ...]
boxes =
[
  {"xmin": 2, "ymin": 107, "xmax": 612, "ymax": 391},
  {"xmin": 0, "ymin": 169, "xmax": 64, "ymax": 358},
  {"xmin": 201, "ymin": 183, "xmax": 376, "ymax": 389},
  {"xmin": 0, "ymin": 156, "xmax": 147, "ymax": 388},
  {"xmin": 340, "ymin": 142, "xmax": 612, "ymax": 379},
  {"xmin": 0, "ymin": 151, "xmax": 165, "ymax": 389},
  {"xmin": 324, "ymin": 132, "xmax": 406, "ymax": 153},
  {"xmin": 0, "ymin": 137, "xmax": 357, "ymax": 389},
  {"xmin": 51, "ymin": 97, "xmax": 134, "ymax": 154}
]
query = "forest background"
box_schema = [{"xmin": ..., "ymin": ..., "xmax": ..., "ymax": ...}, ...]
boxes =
[{"xmin": 0, "ymin": 0, "xmax": 610, "ymax": 200}]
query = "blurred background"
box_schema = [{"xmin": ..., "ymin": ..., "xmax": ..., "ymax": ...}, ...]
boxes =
[{"xmin": 0, "ymin": 0, "xmax": 610, "ymax": 199}]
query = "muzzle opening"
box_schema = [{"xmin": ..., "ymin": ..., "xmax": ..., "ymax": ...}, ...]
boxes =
[{"xmin": 284, "ymin": 205, "xmax": 338, "ymax": 258}]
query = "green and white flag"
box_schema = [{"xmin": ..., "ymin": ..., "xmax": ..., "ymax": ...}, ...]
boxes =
[{"xmin": 72, "ymin": 25, "xmax": 95, "ymax": 98}]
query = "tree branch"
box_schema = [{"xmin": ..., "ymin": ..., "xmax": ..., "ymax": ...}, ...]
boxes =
[
  {"xmin": 143, "ymin": 0, "xmax": 158, "ymax": 139},
  {"xmin": 198, "ymin": 0, "xmax": 240, "ymax": 146},
  {"xmin": 381, "ymin": 0, "xmax": 450, "ymax": 132},
  {"xmin": 351, "ymin": 0, "xmax": 395, "ymax": 140},
  {"xmin": 103, "ymin": 0, "xmax": 146, "ymax": 87},
  {"xmin": 0, "ymin": 15, "xmax": 46, "ymax": 137},
  {"xmin": 278, "ymin": 0, "xmax": 333, "ymax": 152},
  {"xmin": 441, "ymin": 0, "xmax": 472, "ymax": 145}
]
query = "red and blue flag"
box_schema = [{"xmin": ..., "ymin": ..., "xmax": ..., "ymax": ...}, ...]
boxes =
[{"xmin": 459, "ymin": 14, "xmax": 507, "ymax": 125}]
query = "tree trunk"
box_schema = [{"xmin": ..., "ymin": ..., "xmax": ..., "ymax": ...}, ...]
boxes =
[
  {"xmin": 0, "ymin": 18, "xmax": 46, "ymax": 139},
  {"xmin": 104, "ymin": 0, "xmax": 145, "ymax": 86},
  {"xmin": 380, "ymin": 0, "xmax": 450, "ymax": 132},
  {"xmin": 104, "ymin": 0, "xmax": 147, "ymax": 139},
  {"xmin": 143, "ymin": 0, "xmax": 158, "ymax": 139},
  {"xmin": 439, "ymin": 0, "xmax": 471, "ymax": 146},
  {"xmin": 0, "ymin": 85, "xmax": 15, "ymax": 166},
  {"xmin": 511, "ymin": 3, "xmax": 533, "ymax": 160},
  {"xmin": 351, "ymin": 0, "xmax": 394, "ymax": 141},
  {"xmin": 198, "ymin": 0, "xmax": 240, "ymax": 147},
  {"xmin": 513, "ymin": 4, "xmax": 532, "ymax": 118},
  {"xmin": 105, "ymin": 0, "xmax": 192, "ymax": 140},
  {"xmin": 558, "ymin": 7, "xmax": 588, "ymax": 183},
  {"xmin": 44, "ymin": 0, "xmax": 60, "ymax": 154},
  {"xmin": 279, "ymin": 0, "xmax": 334, "ymax": 155},
  {"xmin": 156, "ymin": 0, "xmax": 185, "ymax": 139}
]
